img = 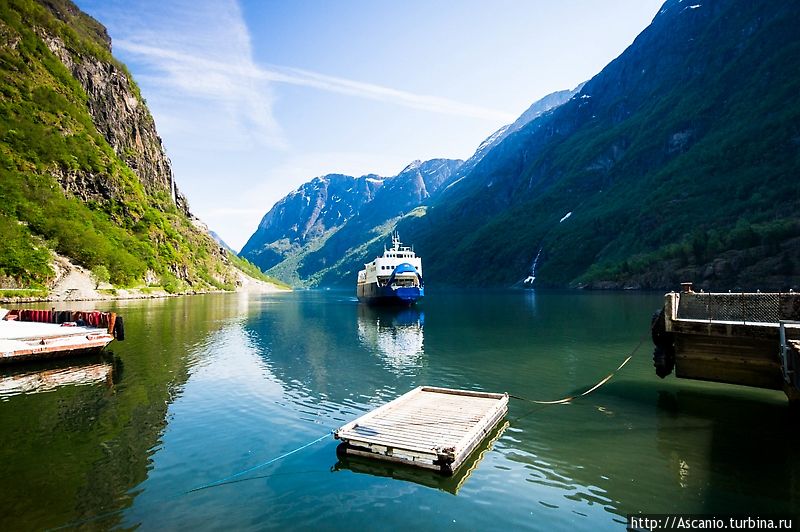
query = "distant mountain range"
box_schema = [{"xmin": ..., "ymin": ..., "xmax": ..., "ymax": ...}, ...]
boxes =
[
  {"xmin": 240, "ymin": 159, "xmax": 462, "ymax": 286},
  {"xmin": 242, "ymin": 0, "xmax": 800, "ymax": 291},
  {"xmin": 239, "ymin": 87, "xmax": 579, "ymax": 286}
]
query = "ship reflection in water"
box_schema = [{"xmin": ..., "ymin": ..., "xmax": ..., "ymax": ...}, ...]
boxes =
[
  {"xmin": 0, "ymin": 354, "xmax": 117, "ymax": 400},
  {"xmin": 357, "ymin": 306, "xmax": 425, "ymax": 375}
]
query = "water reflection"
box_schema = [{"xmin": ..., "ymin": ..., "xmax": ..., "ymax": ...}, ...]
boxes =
[
  {"xmin": 0, "ymin": 354, "xmax": 117, "ymax": 400},
  {"xmin": 653, "ymin": 387, "xmax": 800, "ymax": 514},
  {"xmin": 0, "ymin": 294, "xmax": 264, "ymax": 531},
  {"xmin": 5, "ymin": 291, "xmax": 799, "ymax": 530},
  {"xmin": 356, "ymin": 306, "xmax": 425, "ymax": 375},
  {"xmin": 242, "ymin": 294, "xmax": 424, "ymax": 412}
]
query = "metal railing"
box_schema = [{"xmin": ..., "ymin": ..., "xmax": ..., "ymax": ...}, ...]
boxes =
[{"xmin": 676, "ymin": 292, "xmax": 800, "ymax": 324}]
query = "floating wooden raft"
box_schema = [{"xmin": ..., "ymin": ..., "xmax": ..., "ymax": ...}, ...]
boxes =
[{"xmin": 334, "ymin": 386, "xmax": 508, "ymax": 475}]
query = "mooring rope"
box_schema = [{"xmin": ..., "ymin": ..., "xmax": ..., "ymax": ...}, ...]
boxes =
[
  {"xmin": 187, "ymin": 431, "xmax": 332, "ymax": 493},
  {"xmin": 51, "ymin": 314, "xmax": 659, "ymax": 529},
  {"xmin": 509, "ymin": 322, "xmax": 652, "ymax": 409}
]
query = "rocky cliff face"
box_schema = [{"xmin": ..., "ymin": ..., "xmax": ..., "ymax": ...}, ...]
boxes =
[
  {"xmin": 240, "ymin": 173, "xmax": 385, "ymax": 271},
  {"xmin": 37, "ymin": 2, "xmax": 188, "ymax": 213},
  {"xmin": 0, "ymin": 0, "xmax": 277, "ymax": 291},
  {"xmin": 296, "ymin": 158, "xmax": 462, "ymax": 283}
]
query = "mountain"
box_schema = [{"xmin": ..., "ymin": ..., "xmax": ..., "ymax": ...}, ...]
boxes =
[
  {"xmin": 239, "ymin": 173, "xmax": 386, "ymax": 275},
  {"xmin": 446, "ymin": 83, "xmax": 584, "ymax": 192},
  {"xmin": 209, "ymin": 231, "xmax": 235, "ymax": 253},
  {"xmin": 240, "ymin": 85, "xmax": 584, "ymax": 287},
  {"xmin": 240, "ymin": 159, "xmax": 461, "ymax": 285},
  {"xmin": 0, "ymin": 0, "xmax": 280, "ymax": 293},
  {"xmin": 245, "ymin": 0, "xmax": 800, "ymax": 291},
  {"xmin": 385, "ymin": 0, "xmax": 800, "ymax": 291}
]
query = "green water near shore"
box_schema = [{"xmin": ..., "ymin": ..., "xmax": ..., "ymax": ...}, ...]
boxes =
[{"xmin": 0, "ymin": 290, "xmax": 796, "ymax": 530}]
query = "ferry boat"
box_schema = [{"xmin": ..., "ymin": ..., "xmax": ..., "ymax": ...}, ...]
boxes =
[{"xmin": 357, "ymin": 233, "xmax": 423, "ymax": 306}]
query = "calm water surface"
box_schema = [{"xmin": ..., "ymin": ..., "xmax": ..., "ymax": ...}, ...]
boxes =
[{"xmin": 1, "ymin": 290, "xmax": 797, "ymax": 530}]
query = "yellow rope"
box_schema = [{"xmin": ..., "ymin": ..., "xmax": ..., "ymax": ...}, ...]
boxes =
[{"xmin": 509, "ymin": 326, "xmax": 649, "ymax": 406}]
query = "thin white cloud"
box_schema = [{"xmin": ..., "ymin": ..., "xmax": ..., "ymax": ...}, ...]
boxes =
[
  {"xmin": 268, "ymin": 65, "xmax": 515, "ymax": 122},
  {"xmin": 115, "ymin": 40, "xmax": 515, "ymax": 123},
  {"xmin": 90, "ymin": 0, "xmax": 283, "ymax": 149}
]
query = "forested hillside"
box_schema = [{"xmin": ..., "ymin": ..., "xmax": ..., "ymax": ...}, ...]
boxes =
[{"xmin": 0, "ymin": 0, "xmax": 278, "ymax": 293}]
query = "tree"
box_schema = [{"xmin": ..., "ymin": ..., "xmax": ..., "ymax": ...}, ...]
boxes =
[{"xmin": 91, "ymin": 265, "xmax": 110, "ymax": 288}]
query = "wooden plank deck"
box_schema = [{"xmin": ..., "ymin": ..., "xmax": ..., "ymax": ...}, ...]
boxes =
[
  {"xmin": 334, "ymin": 420, "xmax": 509, "ymax": 494},
  {"xmin": 334, "ymin": 386, "xmax": 508, "ymax": 475}
]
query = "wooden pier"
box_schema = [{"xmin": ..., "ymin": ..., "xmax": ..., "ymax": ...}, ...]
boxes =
[
  {"xmin": 652, "ymin": 286, "xmax": 800, "ymax": 401},
  {"xmin": 334, "ymin": 386, "xmax": 508, "ymax": 475}
]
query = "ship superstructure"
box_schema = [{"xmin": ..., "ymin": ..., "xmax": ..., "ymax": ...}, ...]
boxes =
[{"xmin": 357, "ymin": 233, "xmax": 423, "ymax": 306}]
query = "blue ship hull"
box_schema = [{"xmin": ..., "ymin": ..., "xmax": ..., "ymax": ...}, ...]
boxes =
[{"xmin": 357, "ymin": 283, "xmax": 424, "ymax": 306}]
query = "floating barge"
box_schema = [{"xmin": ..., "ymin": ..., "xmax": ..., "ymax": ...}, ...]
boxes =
[
  {"xmin": 334, "ymin": 420, "xmax": 508, "ymax": 494},
  {"xmin": 0, "ymin": 308, "xmax": 123, "ymax": 364},
  {"xmin": 652, "ymin": 285, "xmax": 800, "ymax": 401},
  {"xmin": 334, "ymin": 386, "xmax": 508, "ymax": 475}
]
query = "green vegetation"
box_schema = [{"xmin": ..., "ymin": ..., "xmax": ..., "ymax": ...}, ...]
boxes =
[
  {"xmin": 228, "ymin": 252, "xmax": 292, "ymax": 290},
  {"xmin": 0, "ymin": 214, "xmax": 53, "ymax": 285},
  {"xmin": 581, "ymin": 219, "xmax": 800, "ymax": 284},
  {"xmin": 0, "ymin": 0, "xmax": 247, "ymax": 291},
  {"xmin": 390, "ymin": 0, "xmax": 800, "ymax": 290},
  {"xmin": 90, "ymin": 264, "xmax": 109, "ymax": 288},
  {"xmin": 159, "ymin": 272, "xmax": 185, "ymax": 294},
  {"xmin": 0, "ymin": 288, "xmax": 47, "ymax": 298}
]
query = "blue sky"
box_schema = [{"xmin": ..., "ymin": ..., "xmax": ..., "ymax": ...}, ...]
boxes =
[{"xmin": 75, "ymin": 0, "xmax": 663, "ymax": 251}]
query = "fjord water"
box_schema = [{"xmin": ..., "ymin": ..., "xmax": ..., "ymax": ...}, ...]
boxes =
[{"xmin": 1, "ymin": 291, "xmax": 797, "ymax": 530}]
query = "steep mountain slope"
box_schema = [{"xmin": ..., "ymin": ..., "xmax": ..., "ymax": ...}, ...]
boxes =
[
  {"xmin": 298, "ymin": 88, "xmax": 588, "ymax": 287},
  {"xmin": 392, "ymin": 0, "xmax": 800, "ymax": 290},
  {"xmin": 0, "ymin": 0, "xmax": 272, "ymax": 292},
  {"xmin": 440, "ymin": 83, "xmax": 584, "ymax": 197},
  {"xmin": 298, "ymin": 158, "xmax": 461, "ymax": 284},
  {"xmin": 241, "ymin": 86, "xmax": 582, "ymax": 287},
  {"xmin": 240, "ymin": 159, "xmax": 461, "ymax": 285},
  {"xmin": 240, "ymin": 173, "xmax": 385, "ymax": 273}
]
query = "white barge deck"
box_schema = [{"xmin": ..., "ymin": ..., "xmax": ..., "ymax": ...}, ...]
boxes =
[
  {"xmin": 334, "ymin": 386, "xmax": 508, "ymax": 475},
  {"xmin": 0, "ymin": 309, "xmax": 119, "ymax": 364}
]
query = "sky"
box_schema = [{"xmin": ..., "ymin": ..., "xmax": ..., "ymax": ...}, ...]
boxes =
[{"xmin": 74, "ymin": 0, "xmax": 664, "ymax": 251}]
